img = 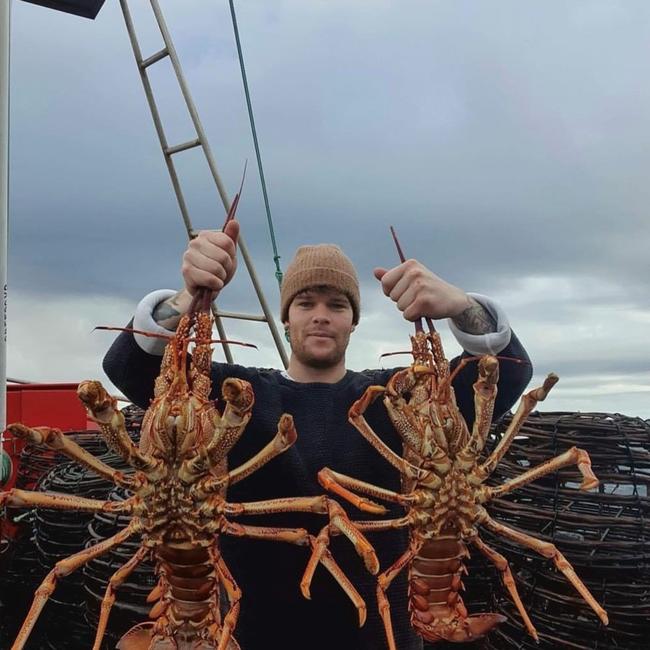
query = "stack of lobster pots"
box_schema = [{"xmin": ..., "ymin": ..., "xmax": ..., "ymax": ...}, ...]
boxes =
[
  {"xmin": 0, "ymin": 418, "xmax": 146, "ymax": 650},
  {"xmin": 480, "ymin": 411, "xmax": 650, "ymax": 650}
]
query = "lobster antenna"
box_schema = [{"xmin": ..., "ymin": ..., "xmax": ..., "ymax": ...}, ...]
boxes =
[
  {"xmin": 189, "ymin": 288, "xmax": 204, "ymax": 312},
  {"xmin": 94, "ymin": 326, "xmax": 258, "ymax": 349},
  {"xmin": 389, "ymin": 225, "xmax": 407, "ymax": 264},
  {"xmin": 188, "ymin": 159, "xmax": 248, "ymax": 318},
  {"xmin": 222, "ymin": 159, "xmax": 248, "ymax": 230},
  {"xmin": 389, "ymin": 225, "xmax": 425, "ymax": 334}
]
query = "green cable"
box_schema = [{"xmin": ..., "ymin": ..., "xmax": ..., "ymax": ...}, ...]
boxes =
[{"xmin": 228, "ymin": 0, "xmax": 283, "ymax": 288}]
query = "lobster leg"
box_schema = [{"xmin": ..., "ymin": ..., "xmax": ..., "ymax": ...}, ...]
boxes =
[
  {"xmin": 318, "ymin": 468, "xmax": 403, "ymax": 509},
  {"xmin": 352, "ymin": 516, "xmax": 412, "ymax": 533},
  {"xmin": 10, "ymin": 522, "xmax": 139, "ymax": 650},
  {"xmin": 225, "ymin": 522, "xmax": 368, "ymax": 627},
  {"xmin": 209, "ymin": 548, "xmax": 242, "ymax": 650},
  {"xmin": 223, "ymin": 413, "xmax": 297, "ymax": 486},
  {"xmin": 478, "ymin": 373, "xmax": 558, "ymax": 478},
  {"xmin": 230, "ymin": 495, "xmax": 379, "ymax": 574},
  {"xmin": 384, "ymin": 366, "xmax": 445, "ymax": 455},
  {"xmin": 301, "ymin": 505, "xmax": 379, "ymax": 608},
  {"xmin": 376, "ymin": 539, "xmax": 423, "ymax": 650},
  {"xmin": 189, "ymin": 413, "xmax": 297, "ymax": 490},
  {"xmin": 478, "ymin": 510, "xmax": 608, "ymax": 625},
  {"xmin": 91, "ymin": 547, "xmax": 149, "ymax": 650},
  {"xmin": 349, "ymin": 385, "xmax": 425, "ymax": 481},
  {"xmin": 318, "ymin": 467, "xmax": 413, "ymax": 511},
  {"xmin": 458, "ymin": 356, "xmax": 499, "ymax": 460},
  {"xmin": 1, "ymin": 488, "xmax": 133, "ymax": 514},
  {"xmin": 226, "ymin": 521, "xmax": 311, "ymax": 544},
  {"xmin": 316, "ymin": 544, "xmax": 370, "ymax": 626},
  {"xmin": 484, "ymin": 446, "xmax": 598, "ymax": 501},
  {"xmin": 78, "ymin": 380, "xmax": 158, "ymax": 473},
  {"xmin": 6, "ymin": 423, "xmax": 135, "ymax": 488},
  {"xmin": 202, "ymin": 383, "xmax": 255, "ymax": 467},
  {"xmin": 470, "ymin": 534, "xmax": 538, "ymax": 641}
]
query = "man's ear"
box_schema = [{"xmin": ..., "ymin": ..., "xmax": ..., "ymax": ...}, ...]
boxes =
[{"xmin": 351, "ymin": 324, "xmax": 356, "ymax": 333}]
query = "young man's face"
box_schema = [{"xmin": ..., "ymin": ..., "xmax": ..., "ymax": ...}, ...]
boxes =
[{"xmin": 285, "ymin": 286, "xmax": 355, "ymax": 369}]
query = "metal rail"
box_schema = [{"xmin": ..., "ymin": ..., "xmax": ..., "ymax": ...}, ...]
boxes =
[
  {"xmin": 0, "ymin": 0, "xmax": 10, "ymax": 437},
  {"xmin": 118, "ymin": 0, "xmax": 288, "ymax": 367}
]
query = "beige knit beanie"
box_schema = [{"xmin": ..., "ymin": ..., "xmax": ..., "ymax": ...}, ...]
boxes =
[{"xmin": 280, "ymin": 245, "xmax": 360, "ymax": 324}]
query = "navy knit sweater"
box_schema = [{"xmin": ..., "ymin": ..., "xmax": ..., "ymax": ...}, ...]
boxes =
[{"xmin": 104, "ymin": 330, "xmax": 532, "ymax": 650}]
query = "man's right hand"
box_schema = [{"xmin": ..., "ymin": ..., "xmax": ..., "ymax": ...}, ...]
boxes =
[{"xmin": 181, "ymin": 220, "xmax": 239, "ymax": 296}]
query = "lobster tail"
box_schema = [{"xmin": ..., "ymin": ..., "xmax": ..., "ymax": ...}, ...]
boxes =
[
  {"xmin": 413, "ymin": 612, "xmax": 506, "ymax": 643},
  {"xmin": 117, "ymin": 622, "xmax": 242, "ymax": 649},
  {"xmin": 409, "ymin": 537, "xmax": 505, "ymax": 643}
]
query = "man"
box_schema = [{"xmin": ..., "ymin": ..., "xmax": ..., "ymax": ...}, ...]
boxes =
[{"xmin": 104, "ymin": 220, "xmax": 532, "ymax": 650}]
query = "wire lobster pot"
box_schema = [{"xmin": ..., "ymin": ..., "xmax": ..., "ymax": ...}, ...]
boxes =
[
  {"xmin": 0, "ymin": 415, "xmax": 145, "ymax": 649},
  {"xmin": 480, "ymin": 411, "xmax": 650, "ymax": 650},
  {"xmin": 83, "ymin": 486, "xmax": 154, "ymax": 648}
]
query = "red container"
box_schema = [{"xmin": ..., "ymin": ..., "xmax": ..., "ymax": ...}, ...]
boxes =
[
  {"xmin": 6, "ymin": 382, "xmax": 92, "ymax": 430},
  {"xmin": 2, "ymin": 383, "xmax": 99, "ymax": 486}
]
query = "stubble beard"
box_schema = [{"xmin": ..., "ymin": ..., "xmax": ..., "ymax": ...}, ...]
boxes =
[{"xmin": 291, "ymin": 334, "xmax": 349, "ymax": 370}]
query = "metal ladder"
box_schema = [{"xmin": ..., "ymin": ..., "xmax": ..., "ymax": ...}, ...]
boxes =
[{"xmin": 119, "ymin": 0, "xmax": 288, "ymax": 368}]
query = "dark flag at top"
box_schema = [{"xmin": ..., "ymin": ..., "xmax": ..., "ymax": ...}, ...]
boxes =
[{"xmin": 20, "ymin": 0, "xmax": 106, "ymax": 20}]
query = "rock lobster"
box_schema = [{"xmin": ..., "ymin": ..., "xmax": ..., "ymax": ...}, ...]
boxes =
[
  {"xmin": 315, "ymin": 230, "xmax": 609, "ymax": 647},
  {"xmin": 0, "ymin": 302, "xmax": 377, "ymax": 648}
]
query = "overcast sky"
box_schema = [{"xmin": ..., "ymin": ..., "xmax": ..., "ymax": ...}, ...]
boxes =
[{"xmin": 6, "ymin": 0, "xmax": 650, "ymax": 418}]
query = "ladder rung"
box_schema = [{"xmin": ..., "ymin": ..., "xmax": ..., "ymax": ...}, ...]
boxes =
[
  {"xmin": 140, "ymin": 47, "xmax": 169, "ymax": 69},
  {"xmin": 165, "ymin": 138, "xmax": 201, "ymax": 156},
  {"xmin": 214, "ymin": 310, "xmax": 268, "ymax": 323}
]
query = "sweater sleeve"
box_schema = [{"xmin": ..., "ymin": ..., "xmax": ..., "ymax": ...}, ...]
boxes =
[
  {"xmin": 103, "ymin": 290, "xmax": 251, "ymax": 409},
  {"xmin": 103, "ymin": 319, "xmax": 165, "ymax": 410},
  {"xmin": 103, "ymin": 290, "xmax": 179, "ymax": 408},
  {"xmin": 447, "ymin": 293, "xmax": 512, "ymax": 355},
  {"xmin": 445, "ymin": 293, "xmax": 532, "ymax": 424}
]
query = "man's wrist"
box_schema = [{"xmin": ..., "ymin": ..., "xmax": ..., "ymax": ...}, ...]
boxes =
[
  {"xmin": 152, "ymin": 289, "xmax": 194, "ymax": 330},
  {"xmin": 447, "ymin": 293, "xmax": 511, "ymax": 356},
  {"xmin": 451, "ymin": 295, "xmax": 497, "ymax": 335}
]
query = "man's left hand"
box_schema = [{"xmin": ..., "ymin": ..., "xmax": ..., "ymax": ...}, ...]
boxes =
[{"xmin": 373, "ymin": 260, "xmax": 471, "ymax": 322}]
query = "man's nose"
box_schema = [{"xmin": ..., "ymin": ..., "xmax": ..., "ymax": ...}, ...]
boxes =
[{"xmin": 311, "ymin": 305, "xmax": 331, "ymax": 322}]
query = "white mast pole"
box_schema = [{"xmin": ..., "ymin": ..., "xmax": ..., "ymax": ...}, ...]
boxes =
[{"xmin": 0, "ymin": 0, "xmax": 10, "ymax": 435}]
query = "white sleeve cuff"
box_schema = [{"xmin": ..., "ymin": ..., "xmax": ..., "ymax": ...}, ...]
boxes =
[
  {"xmin": 447, "ymin": 293, "xmax": 512, "ymax": 355},
  {"xmin": 133, "ymin": 289, "xmax": 178, "ymax": 355}
]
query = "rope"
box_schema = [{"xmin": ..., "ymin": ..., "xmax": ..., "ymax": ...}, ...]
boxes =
[{"xmin": 228, "ymin": 0, "xmax": 283, "ymax": 288}]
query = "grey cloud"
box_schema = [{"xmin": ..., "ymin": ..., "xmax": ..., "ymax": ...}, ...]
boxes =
[{"xmin": 8, "ymin": 1, "xmax": 650, "ymax": 415}]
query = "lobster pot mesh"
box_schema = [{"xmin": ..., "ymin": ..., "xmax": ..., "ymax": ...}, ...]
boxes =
[
  {"xmin": 81, "ymin": 405, "xmax": 154, "ymax": 646},
  {"xmin": 481, "ymin": 411, "xmax": 650, "ymax": 650},
  {"xmin": 1, "ymin": 432, "xmax": 113, "ymax": 648},
  {"xmin": 0, "ymin": 410, "xmax": 145, "ymax": 649},
  {"xmin": 121, "ymin": 403, "xmax": 146, "ymax": 438},
  {"xmin": 15, "ymin": 431, "xmax": 108, "ymax": 491},
  {"xmin": 83, "ymin": 486, "xmax": 155, "ymax": 648}
]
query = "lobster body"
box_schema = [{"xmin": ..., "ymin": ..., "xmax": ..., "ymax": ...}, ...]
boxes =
[
  {"xmin": 1, "ymin": 300, "xmax": 377, "ymax": 650},
  {"xmin": 383, "ymin": 343, "xmax": 505, "ymax": 642},
  {"xmin": 319, "ymin": 325, "xmax": 608, "ymax": 648}
]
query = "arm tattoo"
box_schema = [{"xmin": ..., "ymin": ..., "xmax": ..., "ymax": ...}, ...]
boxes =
[
  {"xmin": 451, "ymin": 297, "xmax": 497, "ymax": 334},
  {"xmin": 153, "ymin": 291, "xmax": 189, "ymax": 330}
]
